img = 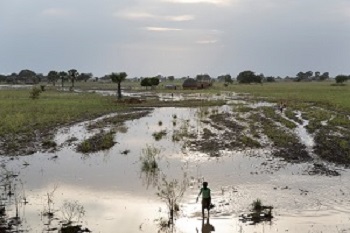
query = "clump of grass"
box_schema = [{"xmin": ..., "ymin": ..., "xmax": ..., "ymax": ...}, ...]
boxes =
[
  {"xmin": 77, "ymin": 131, "xmax": 115, "ymax": 153},
  {"xmin": 251, "ymin": 199, "xmax": 262, "ymax": 212},
  {"xmin": 140, "ymin": 145, "xmax": 161, "ymax": 188},
  {"xmin": 262, "ymin": 107, "xmax": 296, "ymax": 129},
  {"xmin": 158, "ymin": 121, "xmax": 163, "ymax": 126},
  {"xmin": 240, "ymin": 135, "xmax": 261, "ymax": 148},
  {"xmin": 234, "ymin": 105, "xmax": 253, "ymax": 113},
  {"xmin": 42, "ymin": 139, "xmax": 57, "ymax": 149},
  {"xmin": 172, "ymin": 114, "xmax": 177, "ymax": 119},
  {"xmin": 152, "ymin": 130, "xmax": 167, "ymax": 141},
  {"xmin": 121, "ymin": 149, "xmax": 130, "ymax": 155}
]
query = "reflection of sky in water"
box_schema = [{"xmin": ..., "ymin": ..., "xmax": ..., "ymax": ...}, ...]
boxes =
[{"xmin": 2, "ymin": 107, "xmax": 350, "ymax": 232}]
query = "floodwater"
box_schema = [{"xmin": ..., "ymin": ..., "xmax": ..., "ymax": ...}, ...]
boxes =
[{"xmin": 2, "ymin": 105, "xmax": 350, "ymax": 233}]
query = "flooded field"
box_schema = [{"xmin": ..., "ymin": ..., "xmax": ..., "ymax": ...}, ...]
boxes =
[{"xmin": 1, "ymin": 93, "xmax": 350, "ymax": 233}]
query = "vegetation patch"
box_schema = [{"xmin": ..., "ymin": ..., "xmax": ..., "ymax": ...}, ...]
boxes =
[
  {"xmin": 152, "ymin": 130, "xmax": 167, "ymax": 141},
  {"xmin": 0, "ymin": 90, "xmax": 128, "ymax": 156},
  {"xmin": 314, "ymin": 128, "xmax": 350, "ymax": 165},
  {"xmin": 261, "ymin": 117, "xmax": 311, "ymax": 162},
  {"xmin": 77, "ymin": 131, "xmax": 115, "ymax": 153},
  {"xmin": 87, "ymin": 109, "xmax": 151, "ymax": 131},
  {"xmin": 240, "ymin": 199, "xmax": 273, "ymax": 224},
  {"xmin": 261, "ymin": 107, "xmax": 297, "ymax": 130}
]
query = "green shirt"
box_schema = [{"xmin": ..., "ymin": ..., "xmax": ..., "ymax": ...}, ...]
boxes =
[{"xmin": 201, "ymin": 188, "xmax": 211, "ymax": 198}]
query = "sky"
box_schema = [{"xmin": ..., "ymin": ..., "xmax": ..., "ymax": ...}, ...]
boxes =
[{"xmin": 0, "ymin": 0, "xmax": 349, "ymax": 78}]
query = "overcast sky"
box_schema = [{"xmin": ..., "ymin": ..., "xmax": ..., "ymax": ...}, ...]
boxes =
[{"xmin": 0, "ymin": 0, "xmax": 349, "ymax": 78}]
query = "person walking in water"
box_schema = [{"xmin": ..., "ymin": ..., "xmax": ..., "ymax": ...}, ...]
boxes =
[{"xmin": 196, "ymin": 182, "xmax": 211, "ymax": 219}]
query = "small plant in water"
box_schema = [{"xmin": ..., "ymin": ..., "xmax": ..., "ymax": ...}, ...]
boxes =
[
  {"xmin": 240, "ymin": 198, "xmax": 273, "ymax": 224},
  {"xmin": 77, "ymin": 130, "xmax": 115, "ymax": 153},
  {"xmin": 121, "ymin": 149, "xmax": 130, "ymax": 155},
  {"xmin": 140, "ymin": 145, "xmax": 161, "ymax": 188},
  {"xmin": 157, "ymin": 174, "xmax": 188, "ymax": 228},
  {"xmin": 152, "ymin": 130, "xmax": 167, "ymax": 141},
  {"xmin": 251, "ymin": 198, "xmax": 262, "ymax": 212},
  {"xmin": 44, "ymin": 185, "xmax": 59, "ymax": 218},
  {"xmin": 172, "ymin": 114, "xmax": 177, "ymax": 119},
  {"xmin": 61, "ymin": 200, "xmax": 85, "ymax": 225},
  {"xmin": 158, "ymin": 121, "xmax": 163, "ymax": 126}
]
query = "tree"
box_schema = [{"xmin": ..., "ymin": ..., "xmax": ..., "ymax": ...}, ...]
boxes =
[
  {"xmin": 140, "ymin": 78, "xmax": 151, "ymax": 90},
  {"xmin": 18, "ymin": 69, "xmax": 37, "ymax": 84},
  {"xmin": 68, "ymin": 69, "xmax": 79, "ymax": 89},
  {"xmin": 335, "ymin": 75, "xmax": 348, "ymax": 84},
  {"xmin": 0, "ymin": 74, "xmax": 6, "ymax": 83},
  {"xmin": 237, "ymin": 71, "xmax": 261, "ymax": 84},
  {"xmin": 265, "ymin": 76, "xmax": 275, "ymax": 82},
  {"xmin": 320, "ymin": 72, "xmax": 329, "ymax": 81},
  {"xmin": 150, "ymin": 77, "xmax": 160, "ymax": 87},
  {"xmin": 110, "ymin": 72, "xmax": 127, "ymax": 99},
  {"xmin": 218, "ymin": 74, "xmax": 233, "ymax": 84},
  {"xmin": 59, "ymin": 71, "xmax": 68, "ymax": 88},
  {"xmin": 47, "ymin": 71, "xmax": 59, "ymax": 86},
  {"xmin": 77, "ymin": 73, "xmax": 93, "ymax": 82},
  {"xmin": 196, "ymin": 74, "xmax": 211, "ymax": 82},
  {"xmin": 167, "ymin": 76, "xmax": 175, "ymax": 82}
]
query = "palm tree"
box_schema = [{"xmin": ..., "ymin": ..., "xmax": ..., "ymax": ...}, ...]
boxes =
[
  {"xmin": 68, "ymin": 69, "xmax": 79, "ymax": 88},
  {"xmin": 110, "ymin": 72, "xmax": 127, "ymax": 99},
  {"xmin": 59, "ymin": 71, "xmax": 68, "ymax": 88}
]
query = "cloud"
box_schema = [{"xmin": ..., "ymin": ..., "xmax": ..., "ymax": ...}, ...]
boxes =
[
  {"xmin": 42, "ymin": 8, "xmax": 72, "ymax": 17},
  {"xmin": 196, "ymin": 39, "xmax": 218, "ymax": 44},
  {"xmin": 114, "ymin": 11, "xmax": 157, "ymax": 20},
  {"xmin": 144, "ymin": 27, "xmax": 183, "ymax": 31},
  {"xmin": 115, "ymin": 10, "xmax": 195, "ymax": 22},
  {"xmin": 163, "ymin": 0, "xmax": 231, "ymax": 5},
  {"xmin": 165, "ymin": 15, "xmax": 195, "ymax": 21}
]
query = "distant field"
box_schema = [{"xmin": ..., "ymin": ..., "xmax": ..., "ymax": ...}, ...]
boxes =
[
  {"xmin": 1, "ymin": 80, "xmax": 349, "ymax": 137},
  {"xmin": 220, "ymin": 81, "xmax": 350, "ymax": 112}
]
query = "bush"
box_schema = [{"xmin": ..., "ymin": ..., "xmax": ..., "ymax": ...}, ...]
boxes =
[{"xmin": 29, "ymin": 86, "xmax": 41, "ymax": 99}]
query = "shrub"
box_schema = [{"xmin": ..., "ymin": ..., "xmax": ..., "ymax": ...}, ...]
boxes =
[{"xmin": 29, "ymin": 86, "xmax": 41, "ymax": 99}]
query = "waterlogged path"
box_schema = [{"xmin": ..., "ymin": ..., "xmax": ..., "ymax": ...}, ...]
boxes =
[{"xmin": 1, "ymin": 105, "xmax": 350, "ymax": 233}]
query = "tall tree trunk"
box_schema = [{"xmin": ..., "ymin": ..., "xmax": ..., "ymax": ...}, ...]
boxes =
[{"xmin": 117, "ymin": 82, "xmax": 122, "ymax": 99}]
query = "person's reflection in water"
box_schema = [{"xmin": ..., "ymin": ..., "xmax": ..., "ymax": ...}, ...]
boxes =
[{"xmin": 196, "ymin": 218, "xmax": 215, "ymax": 233}]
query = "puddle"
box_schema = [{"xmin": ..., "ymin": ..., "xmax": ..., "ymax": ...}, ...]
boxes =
[
  {"xmin": 0, "ymin": 84, "xmax": 33, "ymax": 90},
  {"xmin": 1, "ymin": 107, "xmax": 350, "ymax": 232}
]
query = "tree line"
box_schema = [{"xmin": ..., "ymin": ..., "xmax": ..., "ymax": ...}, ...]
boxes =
[{"xmin": 1, "ymin": 69, "xmax": 349, "ymax": 86}]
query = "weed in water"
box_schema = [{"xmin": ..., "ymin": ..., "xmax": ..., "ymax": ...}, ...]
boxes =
[
  {"xmin": 121, "ymin": 149, "xmax": 130, "ymax": 155},
  {"xmin": 152, "ymin": 130, "xmax": 167, "ymax": 141},
  {"xmin": 77, "ymin": 131, "xmax": 115, "ymax": 153},
  {"xmin": 157, "ymin": 174, "xmax": 188, "ymax": 227},
  {"xmin": 140, "ymin": 145, "xmax": 161, "ymax": 188},
  {"xmin": 158, "ymin": 120, "xmax": 163, "ymax": 126}
]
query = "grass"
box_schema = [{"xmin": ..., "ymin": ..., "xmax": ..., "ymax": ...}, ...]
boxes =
[
  {"xmin": 218, "ymin": 81, "xmax": 350, "ymax": 113},
  {"xmin": 0, "ymin": 89, "xmax": 126, "ymax": 137},
  {"xmin": 77, "ymin": 131, "xmax": 115, "ymax": 153}
]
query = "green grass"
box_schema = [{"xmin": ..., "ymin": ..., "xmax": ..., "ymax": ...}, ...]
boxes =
[
  {"xmin": 217, "ymin": 81, "xmax": 350, "ymax": 113},
  {"xmin": 0, "ymin": 89, "xmax": 126, "ymax": 137},
  {"xmin": 77, "ymin": 131, "xmax": 115, "ymax": 153}
]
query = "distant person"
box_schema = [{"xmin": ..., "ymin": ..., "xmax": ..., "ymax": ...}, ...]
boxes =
[
  {"xmin": 196, "ymin": 182, "xmax": 211, "ymax": 219},
  {"xmin": 278, "ymin": 101, "xmax": 287, "ymax": 113}
]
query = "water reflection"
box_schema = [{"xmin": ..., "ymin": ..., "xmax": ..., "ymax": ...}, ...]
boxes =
[{"xmin": 197, "ymin": 218, "xmax": 215, "ymax": 233}]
